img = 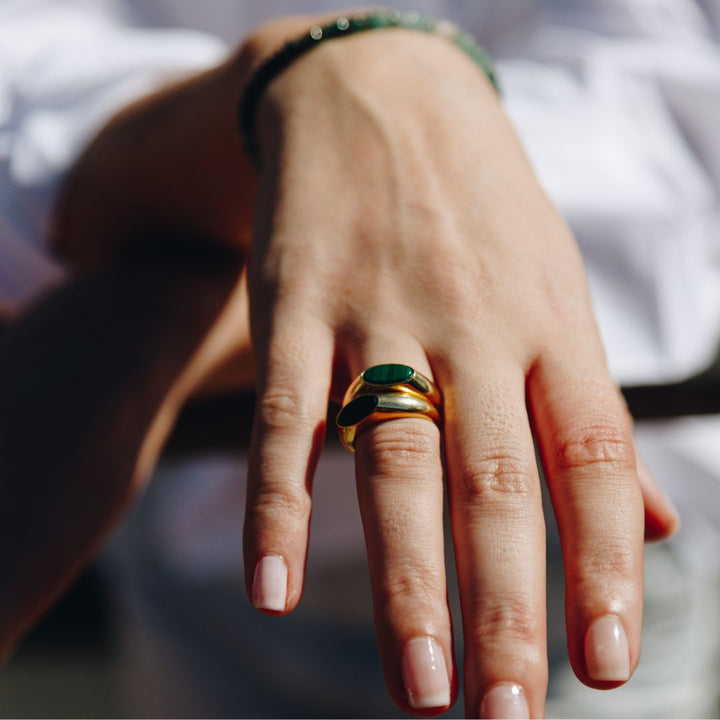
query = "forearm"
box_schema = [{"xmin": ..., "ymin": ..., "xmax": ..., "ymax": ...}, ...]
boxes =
[
  {"xmin": 51, "ymin": 53, "xmax": 254, "ymax": 267},
  {"xmin": 50, "ymin": 14, "xmax": 340, "ymax": 270},
  {"xmin": 0, "ymin": 243, "xmax": 248, "ymax": 655},
  {"xmin": 51, "ymin": 8, "xmax": 505, "ymax": 269}
]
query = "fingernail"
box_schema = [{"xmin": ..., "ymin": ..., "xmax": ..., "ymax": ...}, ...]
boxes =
[
  {"xmin": 401, "ymin": 636, "xmax": 450, "ymax": 709},
  {"xmin": 480, "ymin": 683, "xmax": 529, "ymax": 719},
  {"xmin": 252, "ymin": 555, "xmax": 288, "ymax": 612},
  {"xmin": 585, "ymin": 615, "xmax": 630, "ymax": 681}
]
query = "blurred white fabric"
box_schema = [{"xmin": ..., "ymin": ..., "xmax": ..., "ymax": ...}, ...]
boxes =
[
  {"xmin": 2, "ymin": 0, "xmax": 718, "ymax": 379},
  {"xmin": 0, "ymin": 0, "xmax": 225, "ymax": 309}
]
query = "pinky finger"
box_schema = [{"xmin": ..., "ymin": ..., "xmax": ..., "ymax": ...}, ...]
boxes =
[{"xmin": 636, "ymin": 453, "xmax": 680, "ymax": 541}]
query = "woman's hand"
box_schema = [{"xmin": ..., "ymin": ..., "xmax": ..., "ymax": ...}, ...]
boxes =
[
  {"xmin": 41, "ymin": 13, "xmax": 677, "ymax": 717},
  {"xmin": 241, "ymin": 22, "xmax": 677, "ymax": 718}
]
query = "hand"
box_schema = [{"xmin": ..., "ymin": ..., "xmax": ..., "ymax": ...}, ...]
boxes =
[
  {"xmin": 241, "ymin": 22, "xmax": 677, "ymax": 718},
  {"xmin": 33, "ymin": 13, "xmax": 676, "ymax": 715}
]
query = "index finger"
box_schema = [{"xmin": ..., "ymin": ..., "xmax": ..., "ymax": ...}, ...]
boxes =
[
  {"xmin": 436, "ymin": 348, "xmax": 548, "ymax": 719},
  {"xmin": 529, "ymin": 352, "xmax": 644, "ymax": 688}
]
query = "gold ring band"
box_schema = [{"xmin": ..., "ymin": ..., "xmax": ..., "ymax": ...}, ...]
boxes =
[
  {"xmin": 343, "ymin": 363, "xmax": 441, "ymax": 407},
  {"xmin": 336, "ymin": 364, "xmax": 442, "ymax": 452},
  {"xmin": 336, "ymin": 391, "xmax": 441, "ymax": 452}
]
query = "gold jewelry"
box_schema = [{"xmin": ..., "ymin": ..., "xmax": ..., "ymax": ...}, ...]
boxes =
[
  {"xmin": 343, "ymin": 362, "xmax": 441, "ymax": 407},
  {"xmin": 336, "ymin": 364, "xmax": 442, "ymax": 452}
]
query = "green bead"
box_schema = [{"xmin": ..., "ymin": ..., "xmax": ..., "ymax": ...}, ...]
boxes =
[
  {"xmin": 362, "ymin": 363, "xmax": 414, "ymax": 386},
  {"xmin": 337, "ymin": 394, "xmax": 378, "ymax": 427}
]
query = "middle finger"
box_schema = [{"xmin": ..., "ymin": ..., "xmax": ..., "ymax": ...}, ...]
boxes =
[
  {"xmin": 438, "ymin": 350, "xmax": 547, "ymax": 719},
  {"xmin": 347, "ymin": 347, "xmax": 455, "ymax": 716}
]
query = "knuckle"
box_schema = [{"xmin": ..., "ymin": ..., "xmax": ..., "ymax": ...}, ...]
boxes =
[
  {"xmin": 458, "ymin": 451, "xmax": 535, "ymax": 507},
  {"xmin": 470, "ymin": 598, "xmax": 542, "ymax": 651},
  {"xmin": 258, "ymin": 386, "xmax": 311, "ymax": 433},
  {"xmin": 251, "ymin": 480, "xmax": 312, "ymax": 528},
  {"xmin": 574, "ymin": 543, "xmax": 640, "ymax": 589},
  {"xmin": 377, "ymin": 562, "xmax": 445, "ymax": 609},
  {"xmin": 365, "ymin": 421, "xmax": 439, "ymax": 471},
  {"xmin": 554, "ymin": 426, "xmax": 635, "ymax": 473}
]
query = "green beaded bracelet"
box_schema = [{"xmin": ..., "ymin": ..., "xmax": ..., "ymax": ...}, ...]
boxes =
[{"xmin": 239, "ymin": 10, "xmax": 500, "ymax": 168}]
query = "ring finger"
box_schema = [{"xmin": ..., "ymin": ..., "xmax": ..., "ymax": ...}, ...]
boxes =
[
  {"xmin": 344, "ymin": 341, "xmax": 455, "ymax": 715},
  {"xmin": 438, "ymin": 349, "xmax": 547, "ymax": 719}
]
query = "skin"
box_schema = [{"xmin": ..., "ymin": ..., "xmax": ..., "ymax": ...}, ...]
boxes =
[
  {"xmin": 0, "ymin": 245, "xmax": 251, "ymax": 657},
  {"xmin": 1, "ymin": 11, "xmax": 679, "ymax": 718}
]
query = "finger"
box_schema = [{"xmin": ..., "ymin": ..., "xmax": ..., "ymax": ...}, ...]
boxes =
[
  {"xmin": 636, "ymin": 453, "xmax": 680, "ymax": 541},
  {"xmin": 350, "ymin": 350, "xmax": 455, "ymax": 715},
  {"xmin": 437, "ymin": 351, "xmax": 546, "ymax": 720},
  {"xmin": 244, "ymin": 309, "xmax": 333, "ymax": 614},
  {"xmin": 528, "ymin": 354, "xmax": 644, "ymax": 689}
]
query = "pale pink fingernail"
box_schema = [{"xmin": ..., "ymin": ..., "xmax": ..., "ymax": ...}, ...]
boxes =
[
  {"xmin": 480, "ymin": 683, "xmax": 529, "ymax": 719},
  {"xmin": 252, "ymin": 555, "xmax": 288, "ymax": 612},
  {"xmin": 585, "ymin": 615, "xmax": 630, "ymax": 681},
  {"xmin": 401, "ymin": 637, "xmax": 450, "ymax": 709}
]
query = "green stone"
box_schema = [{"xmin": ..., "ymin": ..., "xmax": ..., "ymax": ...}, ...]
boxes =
[
  {"xmin": 337, "ymin": 394, "xmax": 378, "ymax": 427},
  {"xmin": 362, "ymin": 364, "xmax": 414, "ymax": 386}
]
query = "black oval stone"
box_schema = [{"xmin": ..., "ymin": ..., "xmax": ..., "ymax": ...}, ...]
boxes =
[
  {"xmin": 363, "ymin": 363, "xmax": 414, "ymax": 386},
  {"xmin": 337, "ymin": 394, "xmax": 379, "ymax": 427}
]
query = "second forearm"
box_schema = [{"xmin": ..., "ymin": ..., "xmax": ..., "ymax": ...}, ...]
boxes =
[
  {"xmin": 0, "ymin": 245, "xmax": 249, "ymax": 655},
  {"xmin": 51, "ymin": 13, "xmax": 345, "ymax": 270},
  {"xmin": 52, "ymin": 50, "xmax": 258, "ymax": 268}
]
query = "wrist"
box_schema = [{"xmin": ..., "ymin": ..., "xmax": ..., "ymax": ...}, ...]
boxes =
[
  {"xmin": 251, "ymin": 27, "xmax": 503, "ymax": 178},
  {"xmin": 238, "ymin": 12, "xmax": 498, "ymax": 167},
  {"xmin": 271, "ymin": 27, "xmax": 497, "ymax": 107}
]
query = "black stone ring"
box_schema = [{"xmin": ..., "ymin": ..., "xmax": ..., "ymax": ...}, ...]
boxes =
[{"xmin": 336, "ymin": 364, "xmax": 442, "ymax": 452}]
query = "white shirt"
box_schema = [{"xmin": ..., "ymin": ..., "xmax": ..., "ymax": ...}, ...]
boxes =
[
  {"xmin": 2, "ymin": 0, "xmax": 719, "ymax": 384},
  {"xmin": 2, "ymin": 0, "xmax": 720, "ymax": 609}
]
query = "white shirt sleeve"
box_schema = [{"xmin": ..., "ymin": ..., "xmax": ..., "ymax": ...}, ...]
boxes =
[
  {"xmin": 0, "ymin": 0, "xmax": 227, "ymax": 312},
  {"xmin": 3, "ymin": 0, "xmax": 719, "ymax": 386},
  {"xmin": 488, "ymin": 0, "xmax": 720, "ymax": 384}
]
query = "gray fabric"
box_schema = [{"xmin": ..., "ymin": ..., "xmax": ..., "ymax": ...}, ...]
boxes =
[{"xmin": 104, "ymin": 438, "xmax": 720, "ymax": 718}]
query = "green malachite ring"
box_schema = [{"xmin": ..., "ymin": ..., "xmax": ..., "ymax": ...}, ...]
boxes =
[
  {"xmin": 336, "ymin": 364, "xmax": 442, "ymax": 452},
  {"xmin": 343, "ymin": 363, "xmax": 441, "ymax": 407}
]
